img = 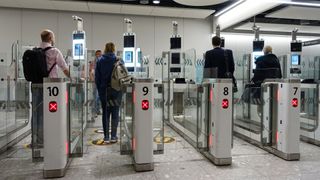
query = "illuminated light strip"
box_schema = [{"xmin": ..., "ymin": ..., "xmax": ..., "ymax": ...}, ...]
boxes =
[
  {"xmin": 215, "ymin": 0, "xmax": 320, "ymax": 18},
  {"xmin": 214, "ymin": 0, "xmax": 245, "ymax": 17},
  {"xmin": 65, "ymin": 91, "xmax": 68, "ymax": 105},
  {"xmin": 269, "ymin": 0, "xmax": 320, "ymax": 7},
  {"xmin": 276, "ymin": 131, "xmax": 279, "ymax": 143},
  {"xmin": 210, "ymin": 87, "xmax": 213, "ymax": 103},
  {"xmin": 66, "ymin": 141, "xmax": 69, "ymax": 155}
]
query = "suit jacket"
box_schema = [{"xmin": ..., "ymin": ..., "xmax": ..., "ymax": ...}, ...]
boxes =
[{"xmin": 204, "ymin": 47, "xmax": 235, "ymax": 78}]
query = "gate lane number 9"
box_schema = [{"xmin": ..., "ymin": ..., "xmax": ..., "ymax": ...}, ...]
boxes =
[
  {"xmin": 47, "ymin": 86, "xmax": 59, "ymax": 113},
  {"xmin": 141, "ymin": 86, "xmax": 149, "ymax": 110}
]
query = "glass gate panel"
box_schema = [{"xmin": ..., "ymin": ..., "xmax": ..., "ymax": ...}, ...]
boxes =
[
  {"xmin": 197, "ymin": 84, "xmax": 209, "ymax": 150},
  {"xmin": 300, "ymin": 84, "xmax": 318, "ymax": 142},
  {"xmin": 153, "ymin": 84, "xmax": 164, "ymax": 154},
  {"xmin": 120, "ymin": 84, "xmax": 133, "ymax": 155},
  {"xmin": 68, "ymin": 82, "xmax": 84, "ymax": 157}
]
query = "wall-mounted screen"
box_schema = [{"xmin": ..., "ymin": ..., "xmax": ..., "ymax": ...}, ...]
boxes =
[
  {"xmin": 73, "ymin": 33, "xmax": 84, "ymax": 40},
  {"xmin": 291, "ymin": 42, "xmax": 302, "ymax": 52},
  {"xmin": 291, "ymin": 54, "xmax": 300, "ymax": 65},
  {"xmin": 253, "ymin": 41, "xmax": 264, "ymax": 52},
  {"xmin": 251, "ymin": 51, "xmax": 264, "ymax": 70},
  {"xmin": 171, "ymin": 53, "xmax": 180, "ymax": 64},
  {"xmin": 170, "ymin": 37, "xmax": 181, "ymax": 49},
  {"xmin": 74, "ymin": 43, "xmax": 83, "ymax": 56},
  {"xmin": 124, "ymin": 51, "xmax": 133, "ymax": 63},
  {"xmin": 124, "ymin": 35, "xmax": 135, "ymax": 48}
]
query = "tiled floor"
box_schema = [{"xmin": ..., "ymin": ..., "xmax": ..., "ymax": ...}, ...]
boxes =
[{"xmin": 0, "ymin": 119, "xmax": 320, "ymax": 180}]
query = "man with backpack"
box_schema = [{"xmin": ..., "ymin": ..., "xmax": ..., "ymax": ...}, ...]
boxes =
[
  {"xmin": 95, "ymin": 42, "xmax": 128, "ymax": 144},
  {"xmin": 23, "ymin": 29, "xmax": 70, "ymax": 147}
]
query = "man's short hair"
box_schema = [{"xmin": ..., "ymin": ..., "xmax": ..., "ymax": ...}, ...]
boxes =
[
  {"xmin": 263, "ymin": 45, "xmax": 272, "ymax": 54},
  {"xmin": 41, "ymin": 30, "xmax": 53, "ymax": 42},
  {"xmin": 212, "ymin": 36, "xmax": 221, "ymax": 47},
  {"xmin": 95, "ymin": 50, "xmax": 101, "ymax": 53}
]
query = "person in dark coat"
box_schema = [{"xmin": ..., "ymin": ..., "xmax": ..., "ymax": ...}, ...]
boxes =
[
  {"xmin": 95, "ymin": 42, "xmax": 122, "ymax": 144},
  {"xmin": 204, "ymin": 36, "xmax": 235, "ymax": 78},
  {"xmin": 251, "ymin": 45, "xmax": 282, "ymax": 85}
]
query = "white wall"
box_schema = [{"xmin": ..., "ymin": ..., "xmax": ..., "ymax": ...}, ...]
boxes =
[
  {"xmin": 0, "ymin": 7, "xmax": 212, "ymax": 65},
  {"xmin": 1, "ymin": 7, "xmax": 319, "ymax": 71},
  {"xmin": 222, "ymin": 33, "xmax": 320, "ymax": 61}
]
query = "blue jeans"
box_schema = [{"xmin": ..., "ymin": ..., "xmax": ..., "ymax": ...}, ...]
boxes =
[
  {"xmin": 99, "ymin": 88, "xmax": 122, "ymax": 140},
  {"xmin": 92, "ymin": 86, "xmax": 101, "ymax": 115},
  {"xmin": 31, "ymin": 85, "xmax": 43, "ymax": 147}
]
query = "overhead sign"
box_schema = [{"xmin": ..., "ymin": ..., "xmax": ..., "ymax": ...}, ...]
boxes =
[{"xmin": 303, "ymin": 39, "xmax": 320, "ymax": 47}]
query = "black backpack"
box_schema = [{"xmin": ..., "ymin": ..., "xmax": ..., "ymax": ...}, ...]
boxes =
[{"xmin": 22, "ymin": 47, "xmax": 56, "ymax": 83}]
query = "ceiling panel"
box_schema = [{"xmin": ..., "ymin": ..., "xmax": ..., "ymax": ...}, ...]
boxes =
[
  {"xmin": 0, "ymin": 0, "xmax": 214, "ymax": 19},
  {"xmin": 121, "ymin": 4, "xmax": 154, "ymax": 16},
  {"xmin": 0, "ymin": 0, "xmax": 21, "ymax": 8},
  {"xmin": 235, "ymin": 22, "xmax": 320, "ymax": 34},
  {"xmin": 173, "ymin": 0, "xmax": 228, "ymax": 6},
  {"xmin": 15, "ymin": 0, "xmax": 56, "ymax": 10},
  {"xmin": 51, "ymin": 1, "xmax": 89, "ymax": 12},
  {"xmin": 266, "ymin": 6, "xmax": 320, "ymax": 21},
  {"xmin": 88, "ymin": 2, "xmax": 121, "ymax": 13},
  {"xmin": 181, "ymin": 8, "xmax": 214, "ymax": 18},
  {"xmin": 152, "ymin": 7, "xmax": 184, "ymax": 17}
]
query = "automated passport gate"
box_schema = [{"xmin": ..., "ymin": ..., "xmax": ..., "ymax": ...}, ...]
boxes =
[
  {"xmin": 262, "ymin": 79, "xmax": 300, "ymax": 160},
  {"xmin": 234, "ymin": 79, "xmax": 300, "ymax": 160},
  {"xmin": 165, "ymin": 79, "xmax": 233, "ymax": 166},
  {"xmin": 120, "ymin": 78, "xmax": 156, "ymax": 172},
  {"xmin": 300, "ymin": 83, "xmax": 320, "ymax": 146},
  {"xmin": 203, "ymin": 79, "xmax": 233, "ymax": 165},
  {"xmin": 43, "ymin": 78, "xmax": 69, "ymax": 178}
]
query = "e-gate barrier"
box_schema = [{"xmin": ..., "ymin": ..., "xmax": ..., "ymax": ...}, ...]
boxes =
[
  {"xmin": 234, "ymin": 79, "xmax": 300, "ymax": 160},
  {"xmin": 120, "ymin": 78, "xmax": 165, "ymax": 172},
  {"xmin": 43, "ymin": 78, "xmax": 69, "ymax": 178},
  {"xmin": 204, "ymin": 79, "xmax": 232, "ymax": 165}
]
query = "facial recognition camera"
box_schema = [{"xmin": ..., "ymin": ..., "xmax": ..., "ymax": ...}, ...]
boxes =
[
  {"xmin": 72, "ymin": 15, "xmax": 83, "ymax": 22},
  {"xmin": 172, "ymin": 21, "xmax": 178, "ymax": 26},
  {"xmin": 124, "ymin": 18, "xmax": 132, "ymax": 24}
]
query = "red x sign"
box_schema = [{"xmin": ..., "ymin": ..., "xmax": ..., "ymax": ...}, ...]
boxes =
[
  {"xmin": 292, "ymin": 98, "xmax": 298, "ymax": 108},
  {"xmin": 142, "ymin": 100, "xmax": 149, "ymax": 110},
  {"xmin": 222, "ymin": 99, "xmax": 229, "ymax": 109},
  {"xmin": 49, "ymin": 101, "xmax": 58, "ymax": 112}
]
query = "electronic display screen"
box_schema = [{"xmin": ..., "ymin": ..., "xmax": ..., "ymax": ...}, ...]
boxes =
[
  {"xmin": 74, "ymin": 43, "xmax": 83, "ymax": 56},
  {"xmin": 171, "ymin": 53, "xmax": 180, "ymax": 64},
  {"xmin": 254, "ymin": 55, "xmax": 262, "ymax": 61},
  {"xmin": 220, "ymin": 38, "xmax": 225, "ymax": 48},
  {"xmin": 124, "ymin": 51, "xmax": 133, "ymax": 63},
  {"xmin": 73, "ymin": 33, "xmax": 84, "ymax": 40},
  {"xmin": 170, "ymin": 37, "xmax": 181, "ymax": 49},
  {"xmin": 291, "ymin": 42, "xmax": 302, "ymax": 52},
  {"xmin": 253, "ymin": 41, "xmax": 264, "ymax": 52},
  {"xmin": 127, "ymin": 67, "xmax": 134, "ymax": 72},
  {"xmin": 124, "ymin": 35, "xmax": 135, "ymax": 48},
  {"xmin": 291, "ymin": 54, "xmax": 300, "ymax": 65}
]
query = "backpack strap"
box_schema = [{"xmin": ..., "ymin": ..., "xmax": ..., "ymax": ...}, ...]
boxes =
[
  {"xmin": 42, "ymin": 46, "xmax": 55, "ymax": 75},
  {"xmin": 43, "ymin": 46, "xmax": 53, "ymax": 52},
  {"xmin": 48, "ymin": 62, "xmax": 57, "ymax": 75}
]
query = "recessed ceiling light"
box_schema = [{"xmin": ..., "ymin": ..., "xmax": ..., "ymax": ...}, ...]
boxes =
[{"xmin": 153, "ymin": 0, "xmax": 160, "ymax": 4}]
